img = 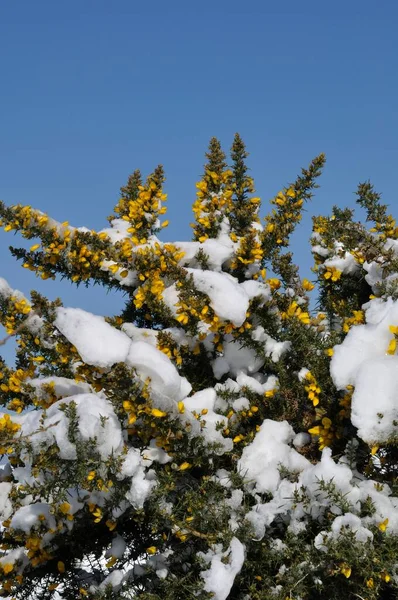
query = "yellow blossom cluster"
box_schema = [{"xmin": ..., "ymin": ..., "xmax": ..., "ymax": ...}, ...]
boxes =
[
  {"xmin": 342, "ymin": 310, "xmax": 364, "ymax": 333},
  {"xmin": 369, "ymin": 214, "xmax": 398, "ymax": 240},
  {"xmin": 0, "ymin": 203, "xmax": 49, "ymax": 232},
  {"xmin": 113, "ymin": 177, "xmax": 168, "ymax": 244},
  {"xmin": 302, "ymin": 371, "xmax": 321, "ymax": 407},
  {"xmin": 386, "ymin": 325, "xmax": 398, "ymax": 355},
  {"xmin": 132, "ymin": 243, "xmax": 185, "ymax": 312},
  {"xmin": 281, "ymin": 301, "xmax": 311, "ymax": 325},
  {"xmin": 192, "ymin": 170, "xmax": 234, "ymax": 242},
  {"xmin": 0, "ymin": 364, "xmax": 36, "ymax": 414},
  {"xmin": 262, "ymin": 187, "xmax": 303, "ymax": 247},
  {"xmin": 308, "ymin": 416, "xmax": 334, "ymax": 450},
  {"xmin": 0, "ymin": 412, "xmax": 21, "ymax": 454},
  {"xmin": 323, "ymin": 266, "xmax": 342, "ymax": 282},
  {"xmin": 229, "ymin": 230, "xmax": 263, "ymax": 272},
  {"xmin": 2, "ymin": 295, "xmax": 32, "ymax": 335}
]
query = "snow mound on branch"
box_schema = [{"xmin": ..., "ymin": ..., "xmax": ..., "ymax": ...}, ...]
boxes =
[
  {"xmin": 16, "ymin": 394, "xmax": 124, "ymax": 460},
  {"xmin": 28, "ymin": 376, "xmax": 92, "ymax": 398},
  {"xmin": 127, "ymin": 341, "xmax": 191, "ymax": 407},
  {"xmin": 242, "ymin": 434, "xmax": 398, "ymax": 543},
  {"xmin": 117, "ymin": 448, "xmax": 158, "ymax": 508},
  {"xmin": 330, "ymin": 298, "xmax": 398, "ymax": 443},
  {"xmin": 324, "ymin": 249, "xmax": 359, "ymax": 275},
  {"xmin": 55, "ymin": 308, "xmax": 131, "ymax": 367},
  {"xmin": 238, "ymin": 420, "xmax": 309, "ymax": 495},
  {"xmin": 175, "ymin": 237, "xmax": 235, "ymax": 272},
  {"xmin": 186, "ymin": 268, "xmax": 249, "ymax": 327},
  {"xmin": 182, "ymin": 388, "xmax": 233, "ymax": 453},
  {"xmin": 212, "ymin": 336, "xmax": 265, "ymax": 379},
  {"xmin": 200, "ymin": 537, "xmax": 245, "ymax": 600},
  {"xmin": 0, "ymin": 483, "xmax": 12, "ymax": 520},
  {"xmin": 54, "ymin": 307, "xmax": 191, "ymax": 408}
]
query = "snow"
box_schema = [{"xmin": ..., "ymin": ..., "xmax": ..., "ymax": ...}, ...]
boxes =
[
  {"xmin": 331, "ymin": 298, "xmax": 398, "ymax": 442},
  {"xmin": 174, "ymin": 235, "xmax": 235, "ymax": 272},
  {"xmin": 161, "ymin": 283, "xmax": 180, "ymax": 316},
  {"xmin": 0, "ymin": 277, "xmax": 13, "ymax": 298},
  {"xmin": 186, "ymin": 268, "xmax": 250, "ymax": 327},
  {"xmin": 54, "ymin": 307, "xmax": 191, "ymax": 409},
  {"xmin": 16, "ymin": 394, "xmax": 124, "ymax": 460},
  {"xmin": 238, "ymin": 420, "xmax": 309, "ymax": 495},
  {"xmin": 324, "ymin": 251, "xmax": 359, "ymax": 275},
  {"xmin": 293, "ymin": 432, "xmax": 311, "ymax": 448},
  {"xmin": 118, "ymin": 448, "xmax": 158, "ymax": 508},
  {"xmin": 10, "ymin": 502, "xmax": 56, "ymax": 534},
  {"xmin": 0, "ymin": 482, "xmax": 12, "ymax": 520},
  {"xmin": 106, "ymin": 534, "xmax": 127, "ymax": 559},
  {"xmin": 55, "ymin": 308, "xmax": 131, "ymax": 368},
  {"xmin": 314, "ymin": 513, "xmax": 373, "ymax": 552},
  {"xmin": 213, "ymin": 336, "xmax": 265, "ymax": 379},
  {"xmin": 240, "ymin": 280, "xmax": 271, "ymax": 304},
  {"xmin": 182, "ymin": 388, "xmax": 233, "ymax": 453},
  {"xmin": 28, "ymin": 376, "xmax": 92, "ymax": 398},
  {"xmin": 200, "ymin": 538, "xmax": 245, "ymax": 600},
  {"xmin": 350, "ymin": 356, "xmax": 398, "ymax": 443},
  {"xmin": 251, "ymin": 327, "xmax": 291, "ymax": 362},
  {"xmin": 126, "ymin": 341, "xmax": 191, "ymax": 407},
  {"xmin": 98, "ymin": 218, "xmax": 133, "ymax": 243}
]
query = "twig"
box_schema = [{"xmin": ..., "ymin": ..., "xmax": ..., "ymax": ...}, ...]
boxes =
[
  {"xmin": 0, "ymin": 420, "xmax": 60, "ymax": 452},
  {"xmin": 0, "ymin": 311, "xmax": 40, "ymax": 347},
  {"xmin": 288, "ymin": 571, "xmax": 311, "ymax": 598}
]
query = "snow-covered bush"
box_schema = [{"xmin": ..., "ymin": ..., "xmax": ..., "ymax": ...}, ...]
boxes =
[{"xmin": 0, "ymin": 135, "xmax": 397, "ymax": 599}]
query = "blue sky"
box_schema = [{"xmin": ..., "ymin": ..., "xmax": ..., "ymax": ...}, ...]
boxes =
[{"xmin": 1, "ymin": 0, "xmax": 398, "ymax": 362}]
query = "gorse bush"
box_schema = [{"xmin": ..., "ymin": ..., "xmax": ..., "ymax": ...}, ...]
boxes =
[{"xmin": 0, "ymin": 135, "xmax": 398, "ymax": 600}]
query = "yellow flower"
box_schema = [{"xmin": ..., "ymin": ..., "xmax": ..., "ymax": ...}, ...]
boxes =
[
  {"xmin": 146, "ymin": 546, "xmax": 157, "ymax": 554},
  {"xmin": 93, "ymin": 507, "xmax": 103, "ymax": 523},
  {"xmin": 2, "ymin": 563, "xmax": 13, "ymax": 574},
  {"xmin": 57, "ymin": 561, "xmax": 65, "ymax": 573},
  {"xmin": 302, "ymin": 278, "xmax": 315, "ymax": 291},
  {"xmin": 267, "ymin": 278, "xmax": 281, "ymax": 290},
  {"xmin": 59, "ymin": 502, "xmax": 71, "ymax": 514},
  {"xmin": 179, "ymin": 462, "xmax": 191, "ymax": 470},
  {"xmin": 366, "ymin": 577, "xmax": 374, "ymax": 588},
  {"xmin": 151, "ymin": 408, "xmax": 167, "ymax": 418},
  {"xmin": 30, "ymin": 243, "xmax": 41, "ymax": 251},
  {"xmin": 386, "ymin": 338, "xmax": 397, "ymax": 355},
  {"xmin": 340, "ymin": 563, "xmax": 351, "ymax": 578},
  {"xmin": 378, "ymin": 518, "xmax": 388, "ymax": 532},
  {"xmin": 105, "ymin": 556, "xmax": 117, "ymax": 568},
  {"xmin": 308, "ymin": 426, "xmax": 321, "ymax": 436},
  {"xmin": 323, "ymin": 266, "xmax": 342, "ymax": 282}
]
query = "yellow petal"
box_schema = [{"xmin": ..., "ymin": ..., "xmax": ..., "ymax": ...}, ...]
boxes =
[{"xmin": 151, "ymin": 408, "xmax": 167, "ymax": 418}]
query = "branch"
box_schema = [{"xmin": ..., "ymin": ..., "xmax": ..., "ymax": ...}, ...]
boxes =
[{"xmin": 0, "ymin": 310, "xmax": 40, "ymax": 347}]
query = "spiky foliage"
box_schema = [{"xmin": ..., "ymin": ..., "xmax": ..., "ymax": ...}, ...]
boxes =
[{"xmin": 0, "ymin": 138, "xmax": 397, "ymax": 600}]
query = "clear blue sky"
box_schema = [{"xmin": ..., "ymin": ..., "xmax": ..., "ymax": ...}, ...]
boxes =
[{"xmin": 1, "ymin": 0, "xmax": 398, "ymax": 362}]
